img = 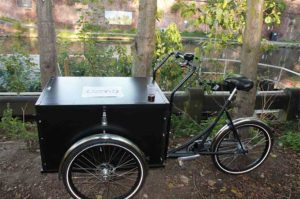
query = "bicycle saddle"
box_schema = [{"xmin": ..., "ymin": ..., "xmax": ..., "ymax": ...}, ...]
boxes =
[{"xmin": 224, "ymin": 76, "xmax": 254, "ymax": 91}]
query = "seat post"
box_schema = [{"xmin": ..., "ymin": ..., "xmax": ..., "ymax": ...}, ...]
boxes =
[{"xmin": 228, "ymin": 87, "xmax": 237, "ymax": 102}]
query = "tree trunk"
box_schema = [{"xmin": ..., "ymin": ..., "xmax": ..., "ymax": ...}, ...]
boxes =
[
  {"xmin": 37, "ymin": 0, "xmax": 58, "ymax": 88},
  {"xmin": 233, "ymin": 0, "xmax": 264, "ymax": 118},
  {"xmin": 132, "ymin": 0, "xmax": 157, "ymax": 77}
]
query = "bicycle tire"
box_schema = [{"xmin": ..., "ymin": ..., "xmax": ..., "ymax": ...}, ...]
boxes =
[
  {"xmin": 60, "ymin": 134, "xmax": 147, "ymax": 199},
  {"xmin": 211, "ymin": 119, "xmax": 273, "ymax": 174}
]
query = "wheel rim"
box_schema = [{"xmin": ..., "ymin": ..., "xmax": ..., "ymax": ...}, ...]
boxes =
[
  {"xmin": 65, "ymin": 143, "xmax": 144, "ymax": 199},
  {"xmin": 214, "ymin": 124, "xmax": 271, "ymax": 174}
]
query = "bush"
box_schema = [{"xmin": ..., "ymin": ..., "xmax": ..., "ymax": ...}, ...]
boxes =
[
  {"xmin": 0, "ymin": 53, "xmax": 40, "ymax": 93},
  {"xmin": 171, "ymin": 113, "xmax": 200, "ymax": 137},
  {"xmin": 171, "ymin": 112, "xmax": 227, "ymax": 138},
  {"xmin": 57, "ymin": 39, "xmax": 132, "ymax": 77},
  {"xmin": 0, "ymin": 104, "xmax": 37, "ymax": 141},
  {"xmin": 280, "ymin": 131, "xmax": 300, "ymax": 152},
  {"xmin": 155, "ymin": 23, "xmax": 185, "ymax": 91}
]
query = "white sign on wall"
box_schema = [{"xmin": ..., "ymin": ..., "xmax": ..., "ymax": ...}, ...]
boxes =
[{"xmin": 105, "ymin": 11, "xmax": 133, "ymax": 25}]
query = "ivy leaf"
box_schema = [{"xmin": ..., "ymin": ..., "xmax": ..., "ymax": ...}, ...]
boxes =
[
  {"xmin": 264, "ymin": 16, "xmax": 272, "ymax": 24},
  {"xmin": 223, "ymin": 0, "xmax": 228, "ymax": 9},
  {"xmin": 216, "ymin": 8, "xmax": 223, "ymax": 22}
]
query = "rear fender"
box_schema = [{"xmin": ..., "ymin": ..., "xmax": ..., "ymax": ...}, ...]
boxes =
[{"xmin": 212, "ymin": 117, "xmax": 272, "ymax": 147}]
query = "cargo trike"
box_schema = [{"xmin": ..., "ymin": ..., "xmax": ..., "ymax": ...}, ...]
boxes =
[{"xmin": 35, "ymin": 52, "xmax": 273, "ymax": 199}]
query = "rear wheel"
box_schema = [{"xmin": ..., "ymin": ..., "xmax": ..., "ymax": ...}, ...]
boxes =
[
  {"xmin": 212, "ymin": 121, "xmax": 273, "ymax": 174},
  {"xmin": 61, "ymin": 136, "xmax": 147, "ymax": 199}
]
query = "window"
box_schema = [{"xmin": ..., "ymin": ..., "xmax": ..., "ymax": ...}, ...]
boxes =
[{"xmin": 17, "ymin": 0, "xmax": 32, "ymax": 8}]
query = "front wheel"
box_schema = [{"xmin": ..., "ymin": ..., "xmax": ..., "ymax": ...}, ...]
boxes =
[
  {"xmin": 212, "ymin": 120, "xmax": 273, "ymax": 174},
  {"xmin": 60, "ymin": 134, "xmax": 147, "ymax": 199}
]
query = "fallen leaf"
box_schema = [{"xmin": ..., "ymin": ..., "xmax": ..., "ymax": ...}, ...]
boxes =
[
  {"xmin": 231, "ymin": 188, "xmax": 243, "ymax": 198},
  {"xmin": 180, "ymin": 175, "xmax": 189, "ymax": 185},
  {"xmin": 168, "ymin": 183, "xmax": 174, "ymax": 189},
  {"xmin": 270, "ymin": 153, "xmax": 277, "ymax": 158},
  {"xmin": 208, "ymin": 179, "xmax": 216, "ymax": 187},
  {"xmin": 220, "ymin": 186, "xmax": 227, "ymax": 192}
]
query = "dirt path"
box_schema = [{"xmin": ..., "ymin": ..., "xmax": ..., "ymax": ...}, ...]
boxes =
[{"xmin": 0, "ymin": 140, "xmax": 299, "ymax": 199}]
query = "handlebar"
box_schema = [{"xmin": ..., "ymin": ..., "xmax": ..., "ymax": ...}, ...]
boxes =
[
  {"xmin": 152, "ymin": 51, "xmax": 196, "ymax": 83},
  {"xmin": 152, "ymin": 52, "xmax": 198, "ymax": 118}
]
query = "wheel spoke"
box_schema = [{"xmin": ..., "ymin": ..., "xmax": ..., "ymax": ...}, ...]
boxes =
[
  {"xmin": 115, "ymin": 157, "xmax": 135, "ymax": 169},
  {"xmin": 81, "ymin": 154, "xmax": 98, "ymax": 168},
  {"xmin": 113, "ymin": 168, "xmax": 138, "ymax": 181},
  {"xmin": 102, "ymin": 146, "xmax": 107, "ymax": 162},
  {"xmin": 108, "ymin": 146, "xmax": 118, "ymax": 164},
  {"xmin": 90, "ymin": 147, "xmax": 98, "ymax": 166},
  {"xmin": 73, "ymin": 162, "xmax": 101, "ymax": 181}
]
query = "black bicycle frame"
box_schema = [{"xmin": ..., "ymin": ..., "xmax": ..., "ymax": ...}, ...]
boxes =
[
  {"xmin": 152, "ymin": 53, "xmax": 245, "ymax": 159},
  {"xmin": 167, "ymin": 87, "xmax": 247, "ymax": 158}
]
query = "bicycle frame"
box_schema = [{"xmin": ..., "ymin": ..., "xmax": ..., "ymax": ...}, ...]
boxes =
[
  {"xmin": 153, "ymin": 52, "xmax": 246, "ymax": 159},
  {"xmin": 167, "ymin": 88, "xmax": 243, "ymax": 158}
]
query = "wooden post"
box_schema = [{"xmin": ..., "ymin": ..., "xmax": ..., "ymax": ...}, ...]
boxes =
[
  {"xmin": 64, "ymin": 57, "xmax": 70, "ymax": 76},
  {"xmin": 37, "ymin": 0, "xmax": 58, "ymax": 88}
]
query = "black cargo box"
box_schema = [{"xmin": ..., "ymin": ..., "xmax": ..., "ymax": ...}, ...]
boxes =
[{"xmin": 35, "ymin": 77, "xmax": 170, "ymax": 172}]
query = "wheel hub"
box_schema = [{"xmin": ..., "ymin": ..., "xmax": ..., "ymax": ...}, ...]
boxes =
[
  {"xmin": 99, "ymin": 163, "xmax": 114, "ymax": 180},
  {"xmin": 237, "ymin": 143, "xmax": 248, "ymax": 154}
]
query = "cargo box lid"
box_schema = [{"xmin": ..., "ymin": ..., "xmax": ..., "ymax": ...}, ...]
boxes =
[{"xmin": 36, "ymin": 77, "xmax": 169, "ymax": 106}]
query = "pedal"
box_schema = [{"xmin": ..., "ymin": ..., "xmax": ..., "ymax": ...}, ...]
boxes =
[{"xmin": 177, "ymin": 154, "xmax": 200, "ymax": 167}]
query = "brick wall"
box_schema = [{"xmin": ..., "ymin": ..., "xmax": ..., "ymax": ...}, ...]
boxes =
[{"xmin": 0, "ymin": 0, "xmax": 299, "ymax": 40}]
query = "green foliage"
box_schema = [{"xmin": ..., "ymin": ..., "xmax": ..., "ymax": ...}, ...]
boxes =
[
  {"xmin": 156, "ymin": 9, "xmax": 164, "ymax": 21},
  {"xmin": 280, "ymin": 131, "xmax": 300, "ymax": 152},
  {"xmin": 0, "ymin": 104, "xmax": 37, "ymax": 141},
  {"xmin": 0, "ymin": 53, "xmax": 40, "ymax": 93},
  {"xmin": 170, "ymin": 1, "xmax": 183, "ymax": 13},
  {"xmin": 199, "ymin": 113, "xmax": 227, "ymax": 138},
  {"xmin": 181, "ymin": 31, "xmax": 207, "ymax": 37},
  {"xmin": 155, "ymin": 23, "xmax": 183, "ymax": 59},
  {"xmin": 0, "ymin": 17, "xmax": 28, "ymax": 37},
  {"xmin": 278, "ymin": 121, "xmax": 300, "ymax": 152},
  {"xmin": 174, "ymin": 0, "xmax": 285, "ymax": 48},
  {"xmin": 171, "ymin": 114, "xmax": 200, "ymax": 137},
  {"xmin": 0, "ymin": 16, "xmax": 18, "ymax": 23},
  {"xmin": 57, "ymin": 39, "xmax": 132, "ymax": 77},
  {"xmin": 59, "ymin": 2, "xmax": 132, "ymax": 77},
  {"xmin": 171, "ymin": 0, "xmax": 286, "ymax": 87},
  {"xmin": 264, "ymin": 0, "xmax": 286, "ymax": 26},
  {"xmin": 260, "ymin": 39, "xmax": 278, "ymax": 52},
  {"xmin": 12, "ymin": 21, "xmax": 28, "ymax": 38},
  {"xmin": 171, "ymin": 112, "xmax": 227, "ymax": 138},
  {"xmin": 71, "ymin": 0, "xmax": 98, "ymax": 5},
  {"xmin": 155, "ymin": 23, "xmax": 185, "ymax": 90}
]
